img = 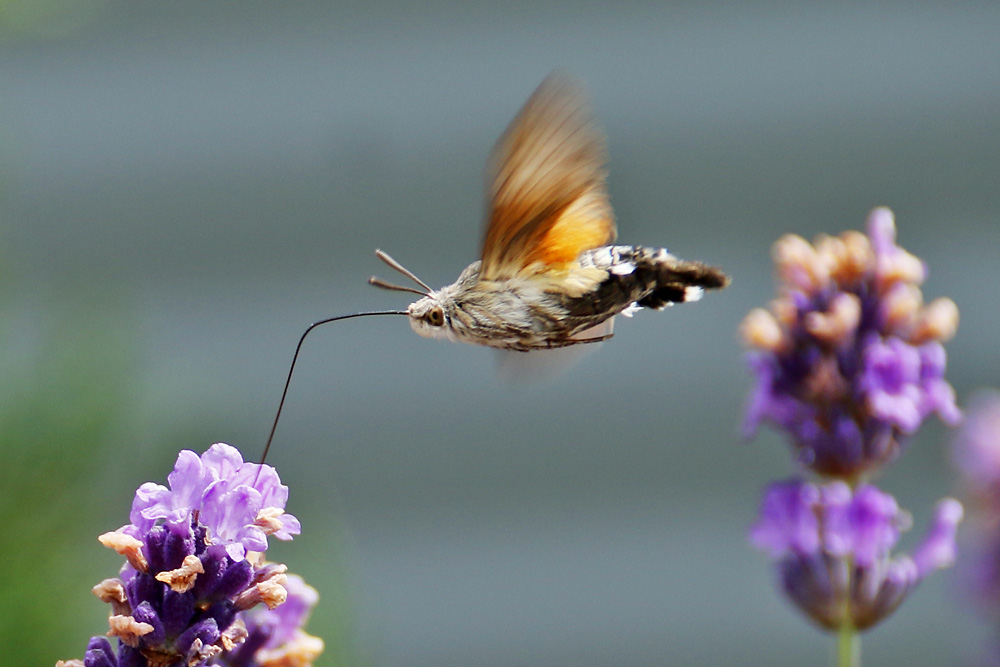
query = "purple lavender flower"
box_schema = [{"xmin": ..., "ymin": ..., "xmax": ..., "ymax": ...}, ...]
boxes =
[
  {"xmin": 57, "ymin": 444, "xmax": 322, "ymax": 667},
  {"xmin": 951, "ymin": 391, "xmax": 1000, "ymax": 613},
  {"xmin": 751, "ymin": 479, "xmax": 962, "ymax": 630},
  {"xmin": 741, "ymin": 208, "xmax": 960, "ymax": 478},
  {"xmin": 128, "ymin": 443, "xmax": 300, "ymax": 561}
]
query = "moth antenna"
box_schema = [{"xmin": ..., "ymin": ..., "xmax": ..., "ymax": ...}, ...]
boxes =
[
  {"xmin": 258, "ymin": 310, "xmax": 407, "ymax": 469},
  {"xmin": 374, "ymin": 249, "xmax": 433, "ymax": 293},
  {"xmin": 368, "ymin": 276, "xmax": 429, "ymax": 296}
]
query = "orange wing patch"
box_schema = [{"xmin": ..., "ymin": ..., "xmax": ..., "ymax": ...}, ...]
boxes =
[
  {"xmin": 528, "ymin": 189, "xmax": 613, "ymax": 269},
  {"xmin": 480, "ymin": 74, "xmax": 616, "ymax": 281}
]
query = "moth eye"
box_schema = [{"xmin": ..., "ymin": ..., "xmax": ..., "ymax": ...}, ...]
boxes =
[{"xmin": 426, "ymin": 306, "xmax": 445, "ymax": 327}]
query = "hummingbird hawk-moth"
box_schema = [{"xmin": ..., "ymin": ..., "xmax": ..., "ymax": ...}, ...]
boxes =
[
  {"xmin": 259, "ymin": 74, "xmax": 729, "ymax": 464},
  {"xmin": 369, "ymin": 73, "xmax": 729, "ymax": 351}
]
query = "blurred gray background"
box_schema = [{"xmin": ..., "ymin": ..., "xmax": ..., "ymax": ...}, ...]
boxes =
[{"xmin": 2, "ymin": 2, "xmax": 999, "ymax": 665}]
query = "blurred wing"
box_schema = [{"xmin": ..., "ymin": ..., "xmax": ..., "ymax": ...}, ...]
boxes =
[
  {"xmin": 494, "ymin": 319, "xmax": 614, "ymax": 382},
  {"xmin": 480, "ymin": 74, "xmax": 616, "ymax": 281}
]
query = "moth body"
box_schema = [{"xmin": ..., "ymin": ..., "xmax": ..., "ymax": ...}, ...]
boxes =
[{"xmin": 407, "ymin": 245, "xmax": 729, "ymax": 351}]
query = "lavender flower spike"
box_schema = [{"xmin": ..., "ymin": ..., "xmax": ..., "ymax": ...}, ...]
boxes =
[
  {"xmin": 741, "ymin": 207, "xmax": 960, "ymax": 478},
  {"xmin": 751, "ymin": 479, "xmax": 962, "ymax": 631},
  {"xmin": 58, "ymin": 443, "xmax": 323, "ymax": 667}
]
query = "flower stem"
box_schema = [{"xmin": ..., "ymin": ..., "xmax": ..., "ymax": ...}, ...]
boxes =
[{"xmin": 836, "ymin": 622, "xmax": 860, "ymax": 667}]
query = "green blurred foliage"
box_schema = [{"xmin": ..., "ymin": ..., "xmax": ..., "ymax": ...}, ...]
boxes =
[
  {"xmin": 0, "ymin": 4, "xmax": 141, "ymax": 659},
  {"xmin": 0, "ymin": 300, "xmax": 141, "ymax": 664},
  {"xmin": 0, "ymin": 0, "xmax": 107, "ymax": 40}
]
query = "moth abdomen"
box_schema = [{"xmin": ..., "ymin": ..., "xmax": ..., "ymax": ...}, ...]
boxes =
[
  {"xmin": 640, "ymin": 254, "xmax": 730, "ymax": 309},
  {"xmin": 578, "ymin": 245, "xmax": 730, "ymax": 312}
]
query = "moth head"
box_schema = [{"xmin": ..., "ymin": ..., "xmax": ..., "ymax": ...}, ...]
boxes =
[
  {"xmin": 368, "ymin": 249, "xmax": 452, "ymax": 339},
  {"xmin": 406, "ymin": 295, "xmax": 455, "ymax": 340},
  {"xmin": 369, "ymin": 250, "xmax": 481, "ymax": 341}
]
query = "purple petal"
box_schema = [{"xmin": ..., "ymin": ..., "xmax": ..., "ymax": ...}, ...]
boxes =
[
  {"xmin": 266, "ymin": 574, "xmax": 319, "ymax": 647},
  {"xmin": 750, "ymin": 480, "xmax": 821, "ymax": 557},
  {"xmin": 917, "ymin": 340, "xmax": 946, "ymax": 377},
  {"xmin": 229, "ymin": 461, "xmax": 289, "ymax": 510},
  {"xmin": 201, "ymin": 443, "xmax": 246, "ymax": 482},
  {"xmin": 861, "ymin": 337, "xmax": 925, "ymax": 432},
  {"xmin": 224, "ymin": 541, "xmax": 248, "ymax": 562},
  {"xmin": 742, "ymin": 353, "xmax": 812, "ymax": 438},
  {"xmin": 253, "ymin": 467, "xmax": 289, "ymax": 510},
  {"xmin": 844, "ymin": 485, "xmax": 901, "ymax": 567},
  {"xmin": 234, "ymin": 525, "xmax": 269, "ymax": 553},
  {"xmin": 239, "ymin": 573, "xmax": 320, "ymax": 650},
  {"xmin": 922, "ymin": 378, "xmax": 961, "ymax": 426},
  {"xmin": 227, "ymin": 623, "xmax": 273, "ymax": 665},
  {"xmin": 273, "ymin": 512, "xmax": 302, "ymax": 541},
  {"xmin": 869, "ymin": 389, "xmax": 923, "ymax": 433},
  {"xmin": 129, "ymin": 482, "xmax": 173, "ymax": 533},
  {"xmin": 83, "ymin": 649, "xmax": 117, "ymax": 667},
  {"xmin": 817, "ymin": 481, "xmax": 853, "ymax": 557},
  {"xmin": 918, "ymin": 343, "xmax": 961, "ymax": 425},
  {"xmin": 166, "ymin": 449, "xmax": 210, "ymax": 510},
  {"xmin": 199, "ymin": 483, "xmax": 262, "ymax": 554},
  {"xmin": 911, "ymin": 498, "xmax": 963, "ymax": 577},
  {"xmin": 742, "ymin": 353, "xmax": 776, "ymax": 438}
]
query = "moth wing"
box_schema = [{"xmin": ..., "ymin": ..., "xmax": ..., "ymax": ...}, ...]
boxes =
[{"xmin": 480, "ymin": 74, "xmax": 616, "ymax": 281}]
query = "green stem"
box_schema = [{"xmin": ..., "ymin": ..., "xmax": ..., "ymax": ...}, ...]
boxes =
[
  {"xmin": 836, "ymin": 622, "xmax": 860, "ymax": 667},
  {"xmin": 836, "ymin": 537, "xmax": 860, "ymax": 667}
]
